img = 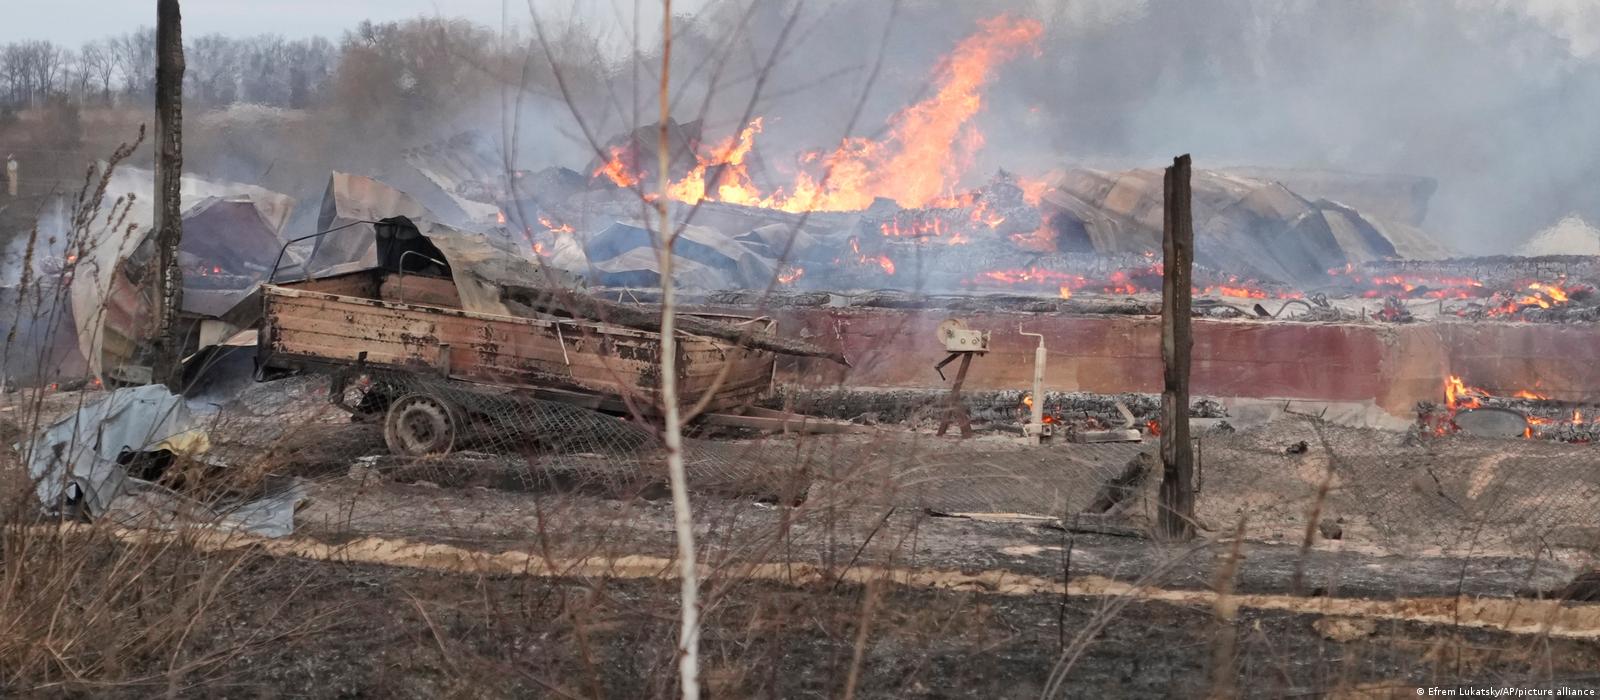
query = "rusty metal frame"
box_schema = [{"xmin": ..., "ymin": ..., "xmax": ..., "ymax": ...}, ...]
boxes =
[
  {"xmin": 393, "ymin": 250, "xmax": 450, "ymax": 305},
  {"xmin": 265, "ymin": 220, "xmax": 379, "ymax": 284}
]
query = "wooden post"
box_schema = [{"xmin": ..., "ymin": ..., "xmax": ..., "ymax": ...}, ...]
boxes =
[
  {"xmin": 1157, "ymin": 154, "xmax": 1196, "ymax": 542},
  {"xmin": 152, "ymin": 0, "xmax": 185, "ymax": 388},
  {"xmin": 936, "ymin": 353, "xmax": 975, "ymax": 438}
]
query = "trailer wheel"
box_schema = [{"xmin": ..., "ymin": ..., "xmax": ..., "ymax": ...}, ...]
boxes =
[{"xmin": 384, "ymin": 393, "xmax": 463, "ymax": 456}]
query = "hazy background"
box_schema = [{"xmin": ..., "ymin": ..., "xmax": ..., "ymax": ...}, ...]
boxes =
[{"xmin": 5, "ymin": 0, "xmax": 1600, "ymax": 253}]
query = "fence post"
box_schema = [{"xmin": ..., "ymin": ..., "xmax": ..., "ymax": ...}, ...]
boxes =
[
  {"xmin": 152, "ymin": 0, "xmax": 186, "ymax": 388},
  {"xmin": 1157, "ymin": 154, "xmax": 1196, "ymax": 542}
]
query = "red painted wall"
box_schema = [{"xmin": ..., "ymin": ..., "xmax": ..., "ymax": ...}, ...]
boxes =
[{"xmin": 722, "ymin": 306, "xmax": 1600, "ymax": 417}]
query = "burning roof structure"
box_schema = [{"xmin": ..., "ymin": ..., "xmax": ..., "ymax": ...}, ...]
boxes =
[
  {"xmin": 21, "ymin": 11, "xmax": 1600, "ymax": 457},
  {"xmin": 395, "ymin": 14, "xmax": 1452, "ymax": 306}
]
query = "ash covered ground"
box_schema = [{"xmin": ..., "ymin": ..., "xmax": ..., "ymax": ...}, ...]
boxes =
[{"xmin": 8, "ymin": 376, "xmax": 1600, "ymax": 696}]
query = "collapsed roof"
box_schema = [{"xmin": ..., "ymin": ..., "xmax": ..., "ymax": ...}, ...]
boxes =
[
  {"xmin": 584, "ymin": 221, "xmax": 777, "ymax": 290},
  {"xmin": 71, "ymin": 167, "xmax": 297, "ymax": 382},
  {"xmin": 1041, "ymin": 167, "xmax": 1450, "ymax": 284}
]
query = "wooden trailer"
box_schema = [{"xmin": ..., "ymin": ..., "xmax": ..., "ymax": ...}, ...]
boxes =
[{"xmin": 255, "ymin": 216, "xmax": 856, "ymax": 454}]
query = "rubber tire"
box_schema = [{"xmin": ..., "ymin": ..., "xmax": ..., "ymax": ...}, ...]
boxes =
[{"xmin": 383, "ymin": 392, "xmax": 464, "ymax": 456}]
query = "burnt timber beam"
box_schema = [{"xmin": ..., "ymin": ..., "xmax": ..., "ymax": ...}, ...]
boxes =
[{"xmin": 1157, "ymin": 154, "xmax": 1197, "ymax": 542}]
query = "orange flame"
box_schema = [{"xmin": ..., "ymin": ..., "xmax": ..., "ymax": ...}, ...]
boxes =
[
  {"xmin": 1486, "ymin": 280, "xmax": 1576, "ymax": 316},
  {"xmin": 881, "ymin": 215, "xmax": 961, "ymax": 241},
  {"xmin": 538, "ymin": 215, "xmax": 575, "ymax": 234},
  {"xmin": 981, "ymin": 267, "xmax": 1086, "ymax": 286},
  {"xmin": 592, "ymin": 146, "xmax": 639, "ymax": 188},
  {"xmin": 1444, "ymin": 375, "xmax": 1486, "ymax": 411},
  {"xmin": 845, "ymin": 237, "xmax": 897, "ymax": 275},
  {"xmin": 658, "ymin": 16, "xmax": 1043, "ymax": 212},
  {"xmin": 777, "ymin": 266, "xmax": 805, "ymax": 284},
  {"xmin": 667, "ymin": 118, "xmax": 765, "ymax": 204},
  {"xmin": 1435, "ymin": 374, "xmax": 1590, "ymax": 440},
  {"xmin": 1215, "ymin": 285, "xmax": 1266, "ymax": 300},
  {"xmin": 1016, "ymin": 176, "xmax": 1050, "ymax": 206}
]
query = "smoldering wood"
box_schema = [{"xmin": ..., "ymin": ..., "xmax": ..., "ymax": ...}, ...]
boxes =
[{"xmin": 1157, "ymin": 154, "xmax": 1197, "ymax": 542}]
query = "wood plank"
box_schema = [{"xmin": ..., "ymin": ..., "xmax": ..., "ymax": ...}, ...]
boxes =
[
  {"xmin": 379, "ymin": 274, "xmax": 461, "ymax": 308},
  {"xmin": 264, "ymin": 286, "xmax": 779, "ymax": 412}
]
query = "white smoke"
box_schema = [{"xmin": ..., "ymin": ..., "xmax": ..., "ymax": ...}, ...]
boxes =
[{"xmin": 1509, "ymin": 0, "xmax": 1600, "ymax": 57}]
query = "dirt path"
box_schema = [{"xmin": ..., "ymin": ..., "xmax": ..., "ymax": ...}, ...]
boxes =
[{"xmin": 87, "ymin": 524, "xmax": 1600, "ymax": 641}]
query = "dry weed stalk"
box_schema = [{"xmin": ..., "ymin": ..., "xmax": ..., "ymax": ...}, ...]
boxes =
[
  {"xmin": 0, "ymin": 130, "xmax": 339, "ymax": 694},
  {"xmin": 1206, "ymin": 517, "xmax": 1248, "ymax": 698}
]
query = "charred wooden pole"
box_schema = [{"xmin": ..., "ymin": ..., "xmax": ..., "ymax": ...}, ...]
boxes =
[
  {"xmin": 1157, "ymin": 154, "xmax": 1196, "ymax": 542},
  {"xmin": 152, "ymin": 0, "xmax": 185, "ymax": 387}
]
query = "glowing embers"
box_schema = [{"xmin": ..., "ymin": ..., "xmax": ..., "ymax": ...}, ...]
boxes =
[
  {"xmin": 1431, "ymin": 374, "xmax": 1598, "ymax": 441},
  {"xmin": 970, "ymin": 261, "xmax": 1300, "ymax": 300},
  {"xmin": 538, "ymin": 216, "xmax": 574, "ymax": 234},
  {"xmin": 1328, "ymin": 265, "xmax": 1490, "ymax": 300},
  {"xmin": 1485, "ymin": 281, "xmax": 1580, "ymax": 316},
  {"xmin": 842, "ymin": 237, "xmax": 895, "ymax": 276},
  {"xmin": 777, "ymin": 266, "xmax": 805, "ymax": 285},
  {"xmin": 1326, "ymin": 265, "xmax": 1591, "ymax": 316}
]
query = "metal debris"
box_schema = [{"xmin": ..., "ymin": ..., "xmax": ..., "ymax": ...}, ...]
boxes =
[{"xmin": 26, "ymin": 384, "xmax": 207, "ymax": 515}]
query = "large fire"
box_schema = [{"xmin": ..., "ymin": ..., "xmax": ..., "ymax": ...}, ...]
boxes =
[
  {"xmin": 576, "ymin": 13, "xmax": 1598, "ymax": 317},
  {"xmin": 665, "ymin": 118, "xmax": 766, "ymax": 204},
  {"xmin": 653, "ymin": 16, "xmax": 1043, "ymax": 213},
  {"xmin": 593, "ymin": 146, "xmax": 639, "ymax": 188}
]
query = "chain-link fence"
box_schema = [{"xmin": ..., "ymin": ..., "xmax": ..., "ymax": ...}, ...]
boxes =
[
  {"xmin": 181, "ymin": 365, "xmax": 1150, "ymax": 526},
  {"xmin": 13, "ymin": 336, "xmax": 1600, "ymax": 696}
]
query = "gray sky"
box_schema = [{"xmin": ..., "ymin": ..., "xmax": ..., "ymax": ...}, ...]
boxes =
[
  {"xmin": 10, "ymin": 1, "xmax": 1598, "ymax": 58},
  {"xmin": 6, "ymin": 0, "xmax": 656, "ymax": 45}
]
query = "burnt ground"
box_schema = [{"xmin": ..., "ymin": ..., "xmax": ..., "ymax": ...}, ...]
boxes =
[
  {"xmin": 89, "ymin": 553, "xmax": 1600, "ymax": 698},
  {"xmin": 9, "ymin": 382, "xmax": 1600, "ymax": 696}
]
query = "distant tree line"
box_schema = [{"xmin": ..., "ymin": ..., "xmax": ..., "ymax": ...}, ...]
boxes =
[
  {"xmin": 1, "ymin": 30, "xmax": 328, "ymax": 110},
  {"xmin": 0, "ymin": 18, "xmax": 563, "ymax": 118}
]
